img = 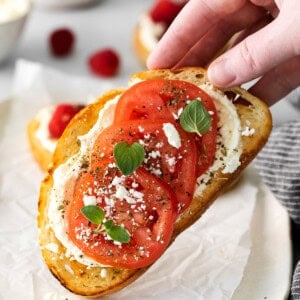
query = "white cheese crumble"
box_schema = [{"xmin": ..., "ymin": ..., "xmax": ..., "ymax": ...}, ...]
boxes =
[
  {"xmin": 162, "ymin": 123, "xmax": 182, "ymax": 149},
  {"xmin": 241, "ymin": 126, "xmax": 255, "ymax": 136},
  {"xmin": 83, "ymin": 195, "xmax": 97, "ymax": 206}
]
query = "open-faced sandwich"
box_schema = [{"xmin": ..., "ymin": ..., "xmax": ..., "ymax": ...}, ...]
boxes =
[
  {"xmin": 38, "ymin": 67, "xmax": 272, "ymax": 297},
  {"xmin": 27, "ymin": 103, "xmax": 84, "ymax": 170},
  {"xmin": 134, "ymin": 0, "xmax": 187, "ymax": 65}
]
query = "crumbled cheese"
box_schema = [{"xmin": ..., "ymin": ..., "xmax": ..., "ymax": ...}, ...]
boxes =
[
  {"xmin": 148, "ymin": 150, "xmax": 161, "ymax": 159},
  {"xmin": 138, "ymin": 125, "xmax": 145, "ymax": 132},
  {"xmin": 241, "ymin": 126, "xmax": 255, "ymax": 136},
  {"xmin": 115, "ymin": 185, "xmax": 131, "ymax": 201},
  {"xmin": 165, "ymin": 154, "xmax": 176, "ymax": 168},
  {"xmin": 162, "ymin": 123, "xmax": 182, "ymax": 149},
  {"xmin": 155, "ymin": 141, "xmax": 164, "ymax": 148},
  {"xmin": 111, "ymin": 175, "xmax": 125, "ymax": 186},
  {"xmin": 83, "ymin": 195, "xmax": 97, "ymax": 206},
  {"xmin": 104, "ymin": 197, "xmax": 115, "ymax": 207},
  {"xmin": 172, "ymin": 107, "xmax": 183, "ymax": 120}
]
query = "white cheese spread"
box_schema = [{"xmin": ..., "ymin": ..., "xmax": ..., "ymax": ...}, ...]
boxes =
[
  {"xmin": 35, "ymin": 105, "xmax": 57, "ymax": 153},
  {"xmin": 138, "ymin": 14, "xmax": 165, "ymax": 52}
]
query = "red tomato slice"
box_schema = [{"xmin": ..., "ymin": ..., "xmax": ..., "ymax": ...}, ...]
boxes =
[
  {"xmin": 91, "ymin": 120, "xmax": 197, "ymax": 213},
  {"xmin": 114, "ymin": 79, "xmax": 218, "ymax": 176},
  {"xmin": 66, "ymin": 165, "xmax": 177, "ymax": 269}
]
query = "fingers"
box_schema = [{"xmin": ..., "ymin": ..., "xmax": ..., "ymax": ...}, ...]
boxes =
[
  {"xmin": 229, "ymin": 13, "xmax": 274, "ymax": 47},
  {"xmin": 249, "ymin": 55, "xmax": 300, "ymax": 106},
  {"xmin": 207, "ymin": 14, "xmax": 300, "ymax": 87},
  {"xmin": 147, "ymin": 0, "xmax": 221, "ymax": 69},
  {"xmin": 147, "ymin": 0, "xmax": 266, "ymax": 69},
  {"xmin": 173, "ymin": 3, "xmax": 266, "ymax": 68}
]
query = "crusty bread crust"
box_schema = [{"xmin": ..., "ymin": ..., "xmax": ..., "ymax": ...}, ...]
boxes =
[
  {"xmin": 27, "ymin": 116, "xmax": 54, "ymax": 171},
  {"xmin": 38, "ymin": 68, "xmax": 272, "ymax": 297}
]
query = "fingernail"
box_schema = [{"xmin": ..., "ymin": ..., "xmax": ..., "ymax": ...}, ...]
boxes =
[{"xmin": 208, "ymin": 58, "xmax": 236, "ymax": 87}]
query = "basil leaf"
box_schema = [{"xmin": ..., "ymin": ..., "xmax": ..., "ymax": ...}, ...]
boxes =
[
  {"xmin": 114, "ymin": 142, "xmax": 145, "ymax": 176},
  {"xmin": 104, "ymin": 220, "xmax": 114, "ymax": 231},
  {"xmin": 106, "ymin": 224, "xmax": 130, "ymax": 243},
  {"xmin": 180, "ymin": 99, "xmax": 211, "ymax": 136},
  {"xmin": 81, "ymin": 205, "xmax": 104, "ymax": 225}
]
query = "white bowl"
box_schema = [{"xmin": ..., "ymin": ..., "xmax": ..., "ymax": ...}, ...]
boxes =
[
  {"xmin": 33, "ymin": 0, "xmax": 96, "ymax": 9},
  {"xmin": 0, "ymin": 0, "xmax": 31, "ymax": 64}
]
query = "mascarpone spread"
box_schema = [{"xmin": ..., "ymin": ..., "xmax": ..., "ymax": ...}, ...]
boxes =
[
  {"xmin": 35, "ymin": 105, "xmax": 57, "ymax": 153},
  {"xmin": 138, "ymin": 14, "xmax": 165, "ymax": 52}
]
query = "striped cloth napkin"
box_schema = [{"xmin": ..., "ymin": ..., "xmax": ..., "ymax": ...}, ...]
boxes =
[{"xmin": 254, "ymin": 120, "xmax": 300, "ymax": 299}]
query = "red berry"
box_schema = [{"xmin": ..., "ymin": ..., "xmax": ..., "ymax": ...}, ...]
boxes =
[
  {"xmin": 149, "ymin": 0, "xmax": 187, "ymax": 26},
  {"xmin": 48, "ymin": 104, "xmax": 83, "ymax": 138},
  {"xmin": 88, "ymin": 48, "xmax": 120, "ymax": 77},
  {"xmin": 49, "ymin": 28, "xmax": 75, "ymax": 57}
]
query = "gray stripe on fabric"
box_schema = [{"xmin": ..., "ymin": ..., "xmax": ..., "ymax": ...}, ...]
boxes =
[{"xmin": 254, "ymin": 120, "xmax": 300, "ymax": 298}]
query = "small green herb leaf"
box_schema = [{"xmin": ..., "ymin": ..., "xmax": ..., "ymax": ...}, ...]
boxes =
[
  {"xmin": 106, "ymin": 224, "xmax": 130, "ymax": 243},
  {"xmin": 104, "ymin": 220, "xmax": 114, "ymax": 231},
  {"xmin": 180, "ymin": 99, "xmax": 211, "ymax": 136},
  {"xmin": 81, "ymin": 206, "xmax": 131, "ymax": 244},
  {"xmin": 80, "ymin": 205, "xmax": 104, "ymax": 225},
  {"xmin": 114, "ymin": 142, "xmax": 145, "ymax": 176}
]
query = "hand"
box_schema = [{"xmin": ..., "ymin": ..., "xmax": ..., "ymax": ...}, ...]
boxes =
[{"xmin": 147, "ymin": 0, "xmax": 300, "ymax": 106}]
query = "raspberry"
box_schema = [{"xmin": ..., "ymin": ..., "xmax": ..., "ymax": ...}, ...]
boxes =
[
  {"xmin": 48, "ymin": 104, "xmax": 83, "ymax": 138},
  {"xmin": 149, "ymin": 0, "xmax": 187, "ymax": 27},
  {"xmin": 88, "ymin": 48, "xmax": 120, "ymax": 77},
  {"xmin": 49, "ymin": 28, "xmax": 75, "ymax": 57}
]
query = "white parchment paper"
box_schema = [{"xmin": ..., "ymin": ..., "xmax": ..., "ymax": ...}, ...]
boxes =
[{"xmin": 0, "ymin": 60, "xmax": 289, "ymax": 300}]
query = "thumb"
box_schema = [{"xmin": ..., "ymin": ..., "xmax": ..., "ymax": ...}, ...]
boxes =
[{"xmin": 207, "ymin": 15, "xmax": 299, "ymax": 87}]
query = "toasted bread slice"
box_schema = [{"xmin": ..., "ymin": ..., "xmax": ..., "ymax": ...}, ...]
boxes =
[
  {"xmin": 27, "ymin": 104, "xmax": 86, "ymax": 171},
  {"xmin": 38, "ymin": 67, "xmax": 272, "ymax": 297}
]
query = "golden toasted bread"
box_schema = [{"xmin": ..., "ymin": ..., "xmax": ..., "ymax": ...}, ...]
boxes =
[
  {"xmin": 38, "ymin": 67, "xmax": 272, "ymax": 297},
  {"xmin": 27, "ymin": 104, "xmax": 86, "ymax": 171}
]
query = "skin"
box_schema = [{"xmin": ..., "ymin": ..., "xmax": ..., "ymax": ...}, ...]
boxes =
[{"xmin": 147, "ymin": 0, "xmax": 300, "ymax": 106}]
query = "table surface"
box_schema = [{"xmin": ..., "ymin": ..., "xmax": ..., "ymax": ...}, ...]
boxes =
[{"xmin": 1, "ymin": 0, "xmax": 300, "ymax": 126}]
